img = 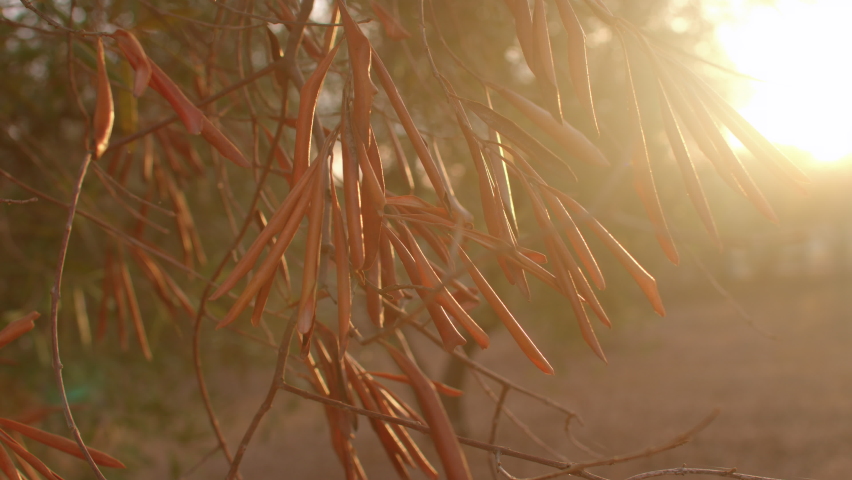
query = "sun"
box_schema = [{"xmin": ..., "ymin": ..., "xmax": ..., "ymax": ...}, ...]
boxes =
[{"xmin": 713, "ymin": 0, "xmax": 852, "ymax": 163}]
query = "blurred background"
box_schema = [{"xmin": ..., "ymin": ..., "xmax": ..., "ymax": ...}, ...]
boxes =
[{"xmin": 1, "ymin": 0, "xmax": 851, "ymax": 478}]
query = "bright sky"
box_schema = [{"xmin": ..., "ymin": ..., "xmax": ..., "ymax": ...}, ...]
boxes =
[{"xmin": 712, "ymin": 0, "xmax": 852, "ymax": 163}]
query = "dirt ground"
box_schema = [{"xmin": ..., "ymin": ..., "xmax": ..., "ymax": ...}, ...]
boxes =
[{"xmin": 158, "ymin": 276, "xmax": 851, "ymax": 480}]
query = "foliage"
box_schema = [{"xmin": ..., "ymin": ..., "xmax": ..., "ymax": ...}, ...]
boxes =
[{"xmin": 0, "ymin": 0, "xmax": 805, "ymax": 479}]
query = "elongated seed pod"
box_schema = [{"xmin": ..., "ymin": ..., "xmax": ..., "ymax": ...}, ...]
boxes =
[
  {"xmin": 118, "ymin": 256, "xmax": 152, "ymax": 360},
  {"xmin": 111, "ymin": 29, "xmax": 151, "ymax": 97},
  {"xmin": 461, "ymin": 98, "xmax": 576, "ymax": 179},
  {"xmin": 370, "ymin": 371, "xmax": 464, "ymax": 398},
  {"xmin": 458, "ymin": 248, "xmax": 554, "ymax": 374},
  {"xmin": 147, "ymin": 61, "xmax": 204, "ymax": 135},
  {"xmin": 401, "ymin": 226, "xmax": 489, "ymax": 348},
  {"xmin": 657, "ymin": 82, "xmax": 720, "ymax": 245},
  {"xmin": 547, "ymin": 186, "xmax": 665, "ymax": 316},
  {"xmin": 211, "ymin": 160, "xmax": 321, "ymax": 300},
  {"xmin": 385, "ymin": 227, "xmax": 466, "ymax": 351},
  {"xmin": 293, "ymin": 43, "xmax": 341, "ymax": 182},
  {"xmin": 250, "ymin": 275, "xmax": 274, "ymax": 327},
  {"xmin": 296, "ymin": 159, "xmax": 331, "ymax": 334},
  {"xmin": 542, "ymin": 191, "xmax": 605, "ymax": 289},
  {"xmin": 554, "ymin": 0, "xmax": 598, "ymax": 131},
  {"xmin": 673, "ymin": 61, "xmax": 808, "ymax": 186},
  {"xmin": 372, "ymin": 51, "xmax": 471, "ymax": 221},
  {"xmin": 532, "ymin": 0, "xmax": 563, "ymax": 121},
  {"xmin": 216, "ymin": 178, "xmax": 315, "ymax": 328},
  {"xmin": 341, "ymin": 125, "xmax": 366, "ymax": 270},
  {"xmin": 385, "ymin": 345, "xmax": 472, "ymax": 480},
  {"xmin": 331, "ymin": 187, "xmax": 352, "ymax": 356},
  {"xmin": 0, "ymin": 443, "xmax": 17, "ymax": 480},
  {"xmin": 384, "ymin": 116, "xmax": 415, "ymax": 192},
  {"xmin": 93, "ymin": 38, "xmax": 114, "ymax": 159},
  {"xmin": 0, "ymin": 418, "xmax": 125, "ymax": 468},
  {"xmin": 0, "ymin": 312, "xmax": 39, "ymax": 350},
  {"xmin": 371, "ymin": 1, "xmax": 411, "ymax": 40},
  {"xmin": 504, "ymin": 0, "xmax": 537, "ymax": 74},
  {"xmin": 338, "ymin": 1, "xmax": 377, "ymax": 145},
  {"xmin": 0, "ymin": 430, "xmax": 61, "ymax": 480},
  {"xmin": 200, "ymin": 117, "xmax": 249, "ymax": 168},
  {"xmin": 623, "ymin": 43, "xmax": 679, "ymax": 264},
  {"xmin": 488, "ymin": 82, "xmax": 606, "ymax": 166}
]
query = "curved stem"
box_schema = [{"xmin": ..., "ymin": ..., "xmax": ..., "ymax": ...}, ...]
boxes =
[{"xmin": 49, "ymin": 152, "xmax": 107, "ymax": 480}]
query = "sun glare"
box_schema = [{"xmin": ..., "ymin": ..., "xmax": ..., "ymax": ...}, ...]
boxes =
[{"xmin": 713, "ymin": 0, "xmax": 852, "ymax": 163}]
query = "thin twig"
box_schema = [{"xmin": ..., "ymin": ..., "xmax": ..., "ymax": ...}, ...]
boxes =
[
  {"xmin": 278, "ymin": 381, "xmax": 570, "ymax": 469},
  {"xmin": 47, "ymin": 152, "xmax": 107, "ymax": 480},
  {"xmin": 471, "ymin": 370, "xmax": 571, "ymax": 462},
  {"xmin": 19, "ymin": 0, "xmax": 108, "ymax": 35},
  {"xmin": 0, "ymin": 197, "xmax": 38, "ymax": 205},
  {"xmin": 499, "ymin": 409, "xmax": 721, "ymax": 480},
  {"xmin": 623, "ymin": 466, "xmax": 786, "ymax": 480},
  {"xmin": 225, "ymin": 319, "xmax": 297, "ymax": 480},
  {"xmin": 178, "ymin": 444, "xmax": 221, "ymax": 480},
  {"xmin": 488, "ymin": 385, "xmax": 510, "ymax": 480}
]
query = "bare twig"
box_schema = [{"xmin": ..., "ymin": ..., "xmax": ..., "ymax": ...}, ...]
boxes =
[
  {"xmin": 623, "ymin": 466, "xmax": 786, "ymax": 480},
  {"xmin": 499, "ymin": 409, "xmax": 721, "ymax": 480},
  {"xmin": 0, "ymin": 197, "xmax": 38, "ymax": 205},
  {"xmin": 225, "ymin": 319, "xmax": 297, "ymax": 480},
  {"xmin": 278, "ymin": 381, "xmax": 571, "ymax": 469},
  {"xmin": 47, "ymin": 152, "xmax": 107, "ymax": 480}
]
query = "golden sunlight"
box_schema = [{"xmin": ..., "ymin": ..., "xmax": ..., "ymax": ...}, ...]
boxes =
[{"xmin": 713, "ymin": 0, "xmax": 852, "ymax": 163}]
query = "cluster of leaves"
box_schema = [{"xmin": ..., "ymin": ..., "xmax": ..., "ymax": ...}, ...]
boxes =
[{"xmin": 0, "ymin": 0, "xmax": 804, "ymax": 479}]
